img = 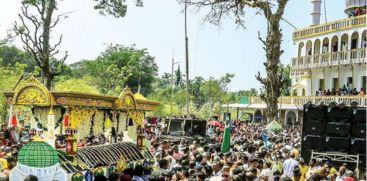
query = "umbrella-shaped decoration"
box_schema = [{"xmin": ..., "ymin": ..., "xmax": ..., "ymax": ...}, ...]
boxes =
[
  {"xmin": 208, "ymin": 120, "xmax": 223, "ymax": 127},
  {"xmin": 93, "ymin": 167, "xmax": 104, "ymax": 177},
  {"xmin": 63, "ymin": 113, "xmax": 69, "ymax": 127},
  {"xmin": 72, "ymin": 172, "xmax": 84, "ymax": 181},
  {"xmin": 11, "ymin": 114, "xmax": 17, "ymax": 127},
  {"xmin": 265, "ymin": 120, "xmax": 283, "ymax": 131}
]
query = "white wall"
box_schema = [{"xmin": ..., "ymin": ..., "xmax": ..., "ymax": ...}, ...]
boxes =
[
  {"xmin": 311, "ymin": 68, "xmax": 324, "ymax": 94},
  {"xmin": 324, "ymin": 67, "xmax": 338, "ymax": 90},
  {"xmin": 339, "ymin": 66, "xmax": 353, "ymax": 87},
  {"xmin": 354, "ymin": 64, "xmax": 367, "ymax": 90}
]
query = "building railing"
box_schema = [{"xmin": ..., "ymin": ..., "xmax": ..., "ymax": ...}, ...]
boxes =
[
  {"xmin": 293, "ymin": 15, "xmax": 366, "ymax": 40},
  {"xmin": 291, "ymin": 48, "xmax": 366, "ymax": 70},
  {"xmin": 249, "ymin": 96, "xmax": 367, "ymax": 107}
]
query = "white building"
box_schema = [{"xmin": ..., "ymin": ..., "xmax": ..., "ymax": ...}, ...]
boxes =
[
  {"xmin": 291, "ymin": 0, "xmax": 366, "ymax": 97},
  {"xmin": 227, "ymin": 0, "xmax": 366, "ymax": 125}
]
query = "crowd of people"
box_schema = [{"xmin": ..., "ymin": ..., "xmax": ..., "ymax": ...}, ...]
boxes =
[
  {"xmin": 315, "ymin": 84, "xmax": 365, "ymax": 96},
  {"xmin": 0, "ymin": 118, "xmax": 364, "ymax": 181},
  {"xmin": 106, "ymin": 121, "xmax": 363, "ymax": 181}
]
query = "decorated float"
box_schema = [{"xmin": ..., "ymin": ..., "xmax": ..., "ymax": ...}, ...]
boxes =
[{"xmin": 2, "ymin": 76, "xmax": 159, "ymax": 180}]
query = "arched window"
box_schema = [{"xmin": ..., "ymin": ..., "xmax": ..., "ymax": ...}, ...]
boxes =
[
  {"xmin": 254, "ymin": 110, "xmax": 262, "ymax": 123},
  {"xmin": 286, "ymin": 111, "xmax": 297, "ymax": 127},
  {"xmin": 361, "ymin": 30, "xmax": 366, "ymax": 48},
  {"xmin": 340, "ymin": 33, "xmax": 349, "ymax": 51},
  {"xmin": 314, "ymin": 39, "xmax": 321, "ymax": 54},
  {"xmin": 306, "ymin": 40, "xmax": 312, "ymax": 56},
  {"xmin": 331, "ymin": 35, "xmax": 339, "ymax": 52},
  {"xmin": 351, "ymin": 31, "xmax": 359, "ymax": 49},
  {"xmin": 322, "ymin": 37, "xmax": 329, "ymax": 53}
]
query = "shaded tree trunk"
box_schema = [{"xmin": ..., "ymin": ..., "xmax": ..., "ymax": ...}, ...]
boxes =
[
  {"xmin": 14, "ymin": 0, "xmax": 68, "ymax": 90},
  {"xmin": 186, "ymin": 0, "xmax": 289, "ymax": 123},
  {"xmin": 255, "ymin": 0, "xmax": 288, "ymax": 123}
]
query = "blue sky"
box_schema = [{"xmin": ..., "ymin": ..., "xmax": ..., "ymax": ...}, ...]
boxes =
[{"xmin": 0, "ymin": 0, "xmax": 346, "ymax": 91}]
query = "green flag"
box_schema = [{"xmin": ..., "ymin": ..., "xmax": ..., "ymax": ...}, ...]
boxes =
[{"xmin": 221, "ymin": 121, "xmax": 231, "ymax": 153}]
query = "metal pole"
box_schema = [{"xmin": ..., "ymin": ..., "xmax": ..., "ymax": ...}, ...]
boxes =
[
  {"xmin": 171, "ymin": 55, "xmax": 174, "ymax": 116},
  {"xmin": 184, "ymin": 0, "xmax": 190, "ymax": 115},
  {"xmin": 171, "ymin": 53, "xmax": 179, "ymax": 116}
]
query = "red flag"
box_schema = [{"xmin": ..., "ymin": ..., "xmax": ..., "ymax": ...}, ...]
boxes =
[
  {"xmin": 63, "ymin": 114, "xmax": 69, "ymax": 127},
  {"xmin": 11, "ymin": 115, "xmax": 17, "ymax": 126}
]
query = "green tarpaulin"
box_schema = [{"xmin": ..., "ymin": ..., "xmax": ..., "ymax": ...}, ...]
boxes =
[
  {"xmin": 239, "ymin": 96, "xmax": 249, "ymax": 104},
  {"xmin": 265, "ymin": 120, "xmax": 282, "ymax": 130}
]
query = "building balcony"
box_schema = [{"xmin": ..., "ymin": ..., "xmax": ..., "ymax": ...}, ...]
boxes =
[
  {"xmin": 293, "ymin": 14, "xmax": 366, "ymax": 40},
  {"xmin": 291, "ymin": 48, "xmax": 366, "ymax": 70},
  {"xmin": 248, "ymin": 96, "xmax": 367, "ymax": 108}
]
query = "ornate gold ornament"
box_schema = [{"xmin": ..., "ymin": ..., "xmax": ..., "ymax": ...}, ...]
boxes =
[
  {"xmin": 114, "ymin": 86, "xmax": 137, "ymax": 110},
  {"xmin": 128, "ymin": 111, "xmax": 144, "ymax": 126},
  {"xmin": 12, "ymin": 76, "xmax": 55, "ymax": 106}
]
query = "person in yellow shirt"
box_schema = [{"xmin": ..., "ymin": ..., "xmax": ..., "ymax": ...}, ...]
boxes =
[
  {"xmin": 0, "ymin": 158, "xmax": 6, "ymax": 170},
  {"xmin": 298, "ymin": 158, "xmax": 308, "ymax": 181},
  {"xmin": 305, "ymin": 158, "xmax": 317, "ymax": 180}
]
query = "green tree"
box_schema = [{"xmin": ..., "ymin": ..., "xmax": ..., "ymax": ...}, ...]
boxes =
[
  {"xmin": 188, "ymin": 0, "xmax": 289, "ymax": 123},
  {"xmin": 175, "ymin": 66, "xmax": 183, "ymax": 88},
  {"xmin": 0, "ymin": 60, "xmax": 27, "ymax": 120},
  {"xmin": 190, "ymin": 76, "xmax": 205, "ymax": 109},
  {"xmin": 13, "ymin": 0, "xmax": 142, "ymax": 89},
  {"xmin": 55, "ymin": 76, "xmax": 100, "ymax": 94},
  {"xmin": 279, "ymin": 63, "xmax": 291, "ymax": 96},
  {"xmin": 0, "ymin": 45, "xmax": 36, "ymax": 73},
  {"xmin": 70, "ymin": 45, "xmax": 158, "ymax": 95}
]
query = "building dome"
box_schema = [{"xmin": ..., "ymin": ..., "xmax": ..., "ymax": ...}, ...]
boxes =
[
  {"xmin": 345, "ymin": 0, "xmax": 367, "ymax": 16},
  {"xmin": 18, "ymin": 141, "xmax": 59, "ymax": 167}
]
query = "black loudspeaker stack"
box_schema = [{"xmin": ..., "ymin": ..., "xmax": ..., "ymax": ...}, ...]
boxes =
[{"xmin": 301, "ymin": 105, "xmax": 366, "ymax": 168}]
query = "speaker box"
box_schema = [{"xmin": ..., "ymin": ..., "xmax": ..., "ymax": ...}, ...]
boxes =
[
  {"xmin": 326, "ymin": 122, "xmax": 351, "ymax": 137},
  {"xmin": 353, "ymin": 108, "xmax": 366, "ymax": 124},
  {"xmin": 325, "ymin": 136, "xmax": 350, "ymax": 152},
  {"xmin": 302, "ymin": 135, "xmax": 325, "ymax": 151},
  {"xmin": 304, "ymin": 107, "xmax": 326, "ymax": 119},
  {"xmin": 303, "ymin": 119, "xmax": 326, "ymax": 135},
  {"xmin": 327, "ymin": 108, "xmax": 353, "ymax": 121},
  {"xmin": 359, "ymin": 154, "xmax": 366, "ymax": 169},
  {"xmin": 301, "ymin": 149, "xmax": 312, "ymax": 163},
  {"xmin": 351, "ymin": 123, "xmax": 366, "ymax": 138},
  {"xmin": 350, "ymin": 138, "xmax": 366, "ymax": 154}
]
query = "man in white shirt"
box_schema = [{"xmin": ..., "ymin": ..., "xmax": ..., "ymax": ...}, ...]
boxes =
[{"xmin": 282, "ymin": 152, "xmax": 299, "ymax": 177}]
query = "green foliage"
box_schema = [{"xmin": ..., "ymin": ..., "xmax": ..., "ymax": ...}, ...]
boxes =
[
  {"xmin": 149, "ymin": 72, "xmax": 259, "ymax": 119},
  {"xmin": 0, "ymin": 60, "xmax": 27, "ymax": 120},
  {"xmin": 55, "ymin": 76, "xmax": 100, "ymax": 94},
  {"xmin": 69, "ymin": 45, "xmax": 158, "ymax": 95},
  {"xmin": 93, "ymin": 0, "xmax": 128, "ymax": 18},
  {"xmin": 279, "ymin": 63, "xmax": 291, "ymax": 96},
  {"xmin": 0, "ymin": 45, "xmax": 36, "ymax": 73}
]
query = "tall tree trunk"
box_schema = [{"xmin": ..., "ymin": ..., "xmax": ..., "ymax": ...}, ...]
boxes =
[
  {"xmin": 265, "ymin": 19, "xmax": 282, "ymax": 123},
  {"xmin": 46, "ymin": 75, "xmax": 53, "ymax": 90}
]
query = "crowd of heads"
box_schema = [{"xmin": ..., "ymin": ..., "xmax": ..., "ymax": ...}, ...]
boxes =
[
  {"xmin": 316, "ymin": 84, "xmax": 365, "ymax": 96},
  {"xmin": 104, "ymin": 121, "xmax": 362, "ymax": 181},
  {"xmin": 0, "ymin": 117, "xmax": 363, "ymax": 181}
]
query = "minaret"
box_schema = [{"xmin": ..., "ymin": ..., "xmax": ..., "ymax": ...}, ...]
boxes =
[{"xmin": 311, "ymin": 0, "xmax": 322, "ymax": 26}]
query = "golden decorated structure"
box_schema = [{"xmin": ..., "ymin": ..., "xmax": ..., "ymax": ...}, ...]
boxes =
[
  {"xmin": 3, "ymin": 76, "xmax": 159, "ymax": 179},
  {"xmin": 3, "ymin": 76, "xmax": 159, "ymax": 140}
]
